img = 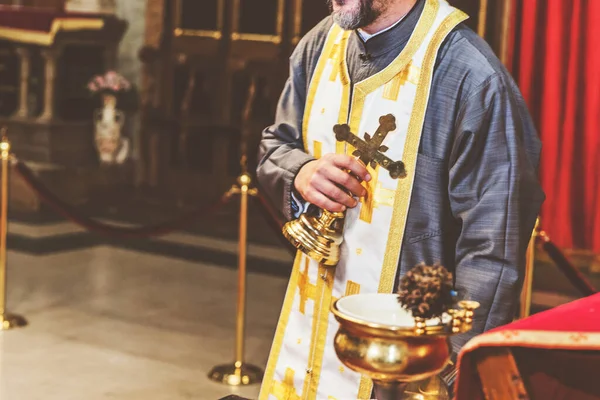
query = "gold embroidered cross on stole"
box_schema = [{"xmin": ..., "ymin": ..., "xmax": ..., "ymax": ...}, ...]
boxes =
[
  {"xmin": 359, "ymin": 166, "xmax": 397, "ymax": 223},
  {"xmin": 270, "ymin": 368, "xmax": 301, "ymax": 400},
  {"xmin": 382, "ymin": 61, "xmax": 421, "ymax": 101},
  {"xmin": 298, "ymin": 258, "xmax": 361, "ymax": 314}
]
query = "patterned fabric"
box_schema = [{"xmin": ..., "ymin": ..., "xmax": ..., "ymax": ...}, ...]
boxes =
[
  {"xmin": 260, "ymin": 4, "xmax": 468, "ymax": 398},
  {"xmin": 455, "ymin": 294, "xmax": 600, "ymax": 399},
  {"xmin": 256, "ymin": 0, "xmax": 544, "ymax": 376}
]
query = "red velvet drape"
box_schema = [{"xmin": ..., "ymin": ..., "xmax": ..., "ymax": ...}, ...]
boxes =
[{"xmin": 512, "ymin": 0, "xmax": 600, "ymax": 252}]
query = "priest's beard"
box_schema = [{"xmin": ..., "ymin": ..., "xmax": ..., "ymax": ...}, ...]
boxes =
[{"xmin": 326, "ymin": 0, "xmax": 388, "ymax": 30}]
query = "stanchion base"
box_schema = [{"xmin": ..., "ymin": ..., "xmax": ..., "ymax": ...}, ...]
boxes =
[
  {"xmin": 0, "ymin": 313, "xmax": 27, "ymax": 330},
  {"xmin": 208, "ymin": 363, "xmax": 263, "ymax": 386}
]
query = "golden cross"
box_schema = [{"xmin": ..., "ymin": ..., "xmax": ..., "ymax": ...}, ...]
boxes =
[
  {"xmin": 333, "ymin": 114, "xmax": 406, "ymax": 179},
  {"xmin": 298, "ymin": 257, "xmax": 361, "ymax": 313},
  {"xmin": 331, "ymin": 280, "xmax": 361, "ymax": 304},
  {"xmin": 329, "ymin": 43, "xmax": 341, "ymax": 81},
  {"xmin": 270, "ymin": 368, "xmax": 301, "ymax": 400},
  {"xmin": 298, "ymin": 259, "xmax": 317, "ymax": 315},
  {"xmin": 334, "ymin": 114, "xmax": 405, "ymax": 223},
  {"xmin": 383, "ymin": 61, "xmax": 421, "ymax": 101}
]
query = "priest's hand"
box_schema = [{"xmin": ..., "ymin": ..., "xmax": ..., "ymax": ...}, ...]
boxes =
[{"xmin": 294, "ymin": 154, "xmax": 371, "ymax": 212}]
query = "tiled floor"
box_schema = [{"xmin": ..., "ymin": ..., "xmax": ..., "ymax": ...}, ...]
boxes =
[
  {"xmin": 2, "ymin": 215, "xmax": 594, "ymax": 400},
  {"xmin": 2, "ymin": 243, "xmax": 288, "ymax": 400}
]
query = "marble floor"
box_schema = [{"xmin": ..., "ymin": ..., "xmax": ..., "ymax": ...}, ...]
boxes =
[
  {"xmin": 1, "ymin": 214, "xmax": 594, "ymax": 400},
  {"xmin": 3, "ymin": 219, "xmax": 293, "ymax": 400}
]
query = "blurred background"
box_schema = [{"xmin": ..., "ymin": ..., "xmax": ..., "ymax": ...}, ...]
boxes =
[{"xmin": 0, "ymin": 0, "xmax": 597, "ymax": 399}]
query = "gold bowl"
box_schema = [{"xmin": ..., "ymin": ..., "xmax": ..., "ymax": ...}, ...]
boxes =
[{"xmin": 331, "ymin": 294, "xmax": 478, "ymax": 399}]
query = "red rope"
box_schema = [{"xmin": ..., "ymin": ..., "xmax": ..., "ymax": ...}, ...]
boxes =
[
  {"xmin": 13, "ymin": 160, "xmax": 234, "ymax": 239},
  {"xmin": 254, "ymin": 191, "xmax": 285, "ymax": 230}
]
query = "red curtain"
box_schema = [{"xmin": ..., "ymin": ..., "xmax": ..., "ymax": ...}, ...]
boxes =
[{"xmin": 512, "ymin": 0, "xmax": 600, "ymax": 252}]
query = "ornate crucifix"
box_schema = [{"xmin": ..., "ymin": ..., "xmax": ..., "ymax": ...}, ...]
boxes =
[
  {"xmin": 333, "ymin": 114, "xmax": 406, "ymax": 223},
  {"xmin": 333, "ymin": 114, "xmax": 406, "ymax": 179}
]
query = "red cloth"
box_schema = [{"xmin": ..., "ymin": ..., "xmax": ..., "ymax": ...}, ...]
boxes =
[
  {"xmin": 513, "ymin": 0, "xmax": 600, "ymax": 252},
  {"xmin": 0, "ymin": 5, "xmax": 102, "ymax": 32},
  {"xmin": 455, "ymin": 294, "xmax": 600, "ymax": 399}
]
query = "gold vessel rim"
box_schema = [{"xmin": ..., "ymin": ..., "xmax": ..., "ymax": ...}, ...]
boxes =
[{"xmin": 331, "ymin": 297, "xmax": 457, "ymax": 336}]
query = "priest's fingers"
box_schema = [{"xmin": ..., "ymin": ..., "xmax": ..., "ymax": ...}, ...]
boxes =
[
  {"xmin": 293, "ymin": 156, "xmax": 367, "ymax": 208},
  {"xmin": 312, "ymin": 179, "xmax": 358, "ymax": 208},
  {"xmin": 330, "ymin": 154, "xmax": 371, "ymax": 182},
  {"xmin": 322, "ymin": 167, "xmax": 366, "ymax": 198},
  {"xmin": 305, "ymin": 190, "xmax": 346, "ymax": 213}
]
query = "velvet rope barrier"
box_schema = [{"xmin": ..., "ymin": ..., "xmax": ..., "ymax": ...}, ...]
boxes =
[
  {"xmin": 13, "ymin": 160, "xmax": 234, "ymax": 239},
  {"xmin": 538, "ymin": 231, "xmax": 598, "ymax": 297},
  {"xmin": 253, "ymin": 191, "xmax": 285, "ymax": 230}
]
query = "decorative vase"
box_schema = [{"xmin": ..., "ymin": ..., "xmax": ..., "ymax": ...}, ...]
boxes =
[{"xmin": 94, "ymin": 93, "xmax": 129, "ymax": 165}]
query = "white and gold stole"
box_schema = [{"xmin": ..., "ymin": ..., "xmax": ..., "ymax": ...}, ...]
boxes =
[{"xmin": 260, "ymin": 1, "xmax": 467, "ymax": 399}]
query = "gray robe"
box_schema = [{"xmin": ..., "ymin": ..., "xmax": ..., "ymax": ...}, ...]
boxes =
[{"xmin": 256, "ymin": 0, "xmax": 545, "ymax": 355}]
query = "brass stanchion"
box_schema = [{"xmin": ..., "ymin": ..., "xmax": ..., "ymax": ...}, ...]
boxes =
[
  {"xmin": 208, "ymin": 75, "xmax": 263, "ymax": 385},
  {"xmin": 499, "ymin": 0, "xmax": 513, "ymax": 66},
  {"xmin": 0, "ymin": 129, "xmax": 27, "ymax": 330},
  {"xmin": 519, "ymin": 217, "xmax": 540, "ymax": 319},
  {"xmin": 208, "ymin": 173, "xmax": 263, "ymax": 386},
  {"xmin": 477, "ymin": 0, "xmax": 489, "ymax": 38}
]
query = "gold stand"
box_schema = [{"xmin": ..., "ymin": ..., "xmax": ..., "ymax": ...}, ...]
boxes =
[
  {"xmin": 332, "ymin": 294, "xmax": 479, "ymax": 400},
  {"xmin": 519, "ymin": 217, "xmax": 540, "ymax": 319},
  {"xmin": 0, "ymin": 131, "xmax": 27, "ymax": 330},
  {"xmin": 209, "ymin": 75, "xmax": 263, "ymax": 385},
  {"xmin": 208, "ymin": 173, "xmax": 263, "ymax": 385}
]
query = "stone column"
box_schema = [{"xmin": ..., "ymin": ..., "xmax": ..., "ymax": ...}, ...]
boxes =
[
  {"xmin": 38, "ymin": 48, "xmax": 61, "ymax": 122},
  {"xmin": 14, "ymin": 47, "xmax": 31, "ymax": 119}
]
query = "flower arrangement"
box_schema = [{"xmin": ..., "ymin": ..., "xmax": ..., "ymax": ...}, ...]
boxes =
[
  {"xmin": 87, "ymin": 71, "xmax": 138, "ymax": 112},
  {"xmin": 88, "ymin": 71, "xmax": 132, "ymax": 95}
]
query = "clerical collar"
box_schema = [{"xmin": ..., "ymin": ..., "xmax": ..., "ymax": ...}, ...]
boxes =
[
  {"xmin": 357, "ymin": 16, "xmax": 405, "ymax": 42},
  {"xmin": 351, "ymin": 0, "xmax": 424, "ymax": 59}
]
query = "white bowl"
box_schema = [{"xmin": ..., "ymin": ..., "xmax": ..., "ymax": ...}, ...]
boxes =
[{"xmin": 336, "ymin": 293, "xmax": 451, "ymax": 328}]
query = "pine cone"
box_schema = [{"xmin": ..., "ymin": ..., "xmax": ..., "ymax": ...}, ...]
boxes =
[{"xmin": 398, "ymin": 263, "xmax": 454, "ymax": 320}]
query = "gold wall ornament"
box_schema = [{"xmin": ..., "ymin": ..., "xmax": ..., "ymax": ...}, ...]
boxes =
[
  {"xmin": 173, "ymin": 0, "xmax": 225, "ymax": 39},
  {"xmin": 282, "ymin": 114, "xmax": 406, "ymax": 266},
  {"xmin": 331, "ymin": 294, "xmax": 480, "ymax": 400},
  {"xmin": 231, "ymin": 0, "xmax": 286, "ymax": 44}
]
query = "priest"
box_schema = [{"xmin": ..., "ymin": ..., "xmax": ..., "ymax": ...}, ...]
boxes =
[{"xmin": 256, "ymin": 0, "xmax": 545, "ymax": 399}]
